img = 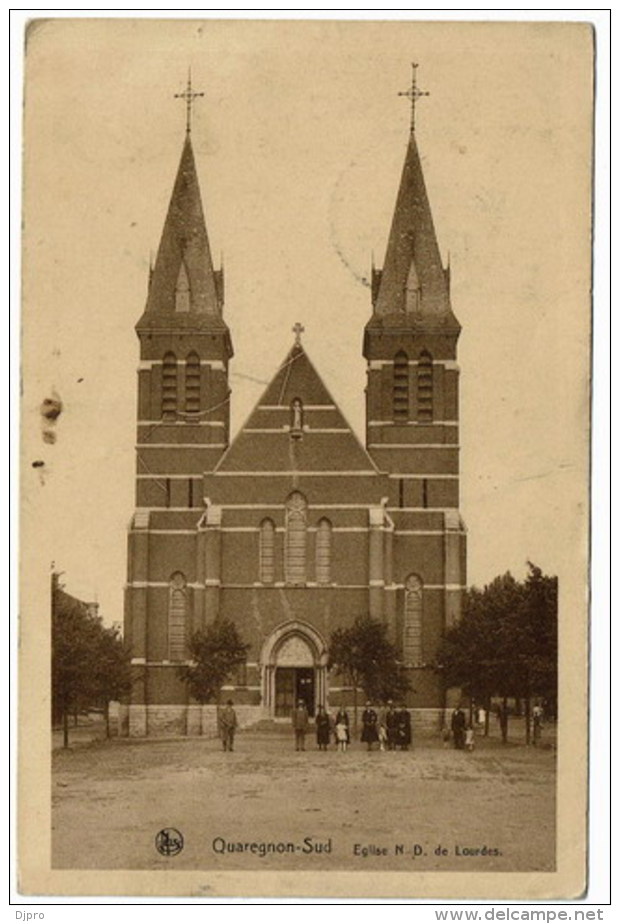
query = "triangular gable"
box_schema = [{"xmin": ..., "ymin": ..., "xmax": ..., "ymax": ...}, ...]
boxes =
[{"xmin": 215, "ymin": 344, "xmax": 379, "ymax": 474}]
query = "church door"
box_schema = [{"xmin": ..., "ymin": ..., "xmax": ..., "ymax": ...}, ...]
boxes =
[
  {"xmin": 274, "ymin": 667, "xmax": 315, "ymax": 718},
  {"xmin": 275, "ymin": 667, "xmax": 295, "ymax": 718},
  {"xmin": 296, "ymin": 668, "xmax": 315, "ymax": 716}
]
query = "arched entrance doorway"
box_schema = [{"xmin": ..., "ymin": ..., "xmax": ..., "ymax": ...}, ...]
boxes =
[{"xmin": 261, "ymin": 621, "xmax": 328, "ymax": 718}]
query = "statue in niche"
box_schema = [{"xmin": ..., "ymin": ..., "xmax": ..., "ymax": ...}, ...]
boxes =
[{"xmin": 290, "ymin": 398, "xmax": 304, "ymax": 439}]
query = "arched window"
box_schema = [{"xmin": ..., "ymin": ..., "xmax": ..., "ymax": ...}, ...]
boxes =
[
  {"xmin": 175, "ymin": 260, "xmax": 191, "ymax": 313},
  {"xmin": 162, "ymin": 352, "xmax": 178, "ymax": 419},
  {"xmin": 393, "ymin": 351, "xmax": 409, "ymax": 421},
  {"xmin": 285, "ymin": 492, "xmax": 307, "ymax": 585},
  {"xmin": 259, "ymin": 518, "xmax": 276, "ymax": 584},
  {"xmin": 403, "ymin": 574, "xmax": 423, "ymax": 665},
  {"xmin": 315, "ymin": 518, "xmax": 332, "ymax": 584},
  {"xmin": 168, "ymin": 571, "xmax": 187, "ymax": 661},
  {"xmin": 417, "ymin": 350, "xmax": 433, "ymax": 422},
  {"xmin": 185, "ymin": 352, "xmax": 201, "ymax": 414}
]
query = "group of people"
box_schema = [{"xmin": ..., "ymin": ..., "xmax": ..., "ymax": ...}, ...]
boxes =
[
  {"xmin": 448, "ymin": 705, "xmax": 475, "ymax": 751},
  {"xmin": 219, "ymin": 698, "xmax": 545, "ymax": 753},
  {"xmin": 292, "ymin": 699, "xmax": 413, "ymax": 752},
  {"xmin": 448, "ymin": 702, "xmax": 545, "ymax": 749}
]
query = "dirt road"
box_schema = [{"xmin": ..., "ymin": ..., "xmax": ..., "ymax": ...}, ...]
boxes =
[{"xmin": 52, "ymin": 728, "xmax": 555, "ymax": 873}]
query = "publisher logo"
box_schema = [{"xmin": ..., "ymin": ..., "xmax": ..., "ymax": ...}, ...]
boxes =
[{"xmin": 155, "ymin": 828, "xmax": 184, "ymax": 857}]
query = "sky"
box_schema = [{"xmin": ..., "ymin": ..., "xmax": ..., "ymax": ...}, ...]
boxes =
[{"xmin": 21, "ymin": 18, "xmax": 593, "ymax": 625}]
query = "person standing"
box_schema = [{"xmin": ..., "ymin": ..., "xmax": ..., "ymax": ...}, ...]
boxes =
[
  {"xmin": 333, "ymin": 707, "xmax": 350, "ymax": 748},
  {"xmin": 397, "ymin": 704, "xmax": 412, "ymax": 751},
  {"xmin": 465, "ymin": 723, "xmax": 475, "ymax": 751},
  {"xmin": 451, "ymin": 704, "xmax": 467, "ymax": 749},
  {"xmin": 497, "ymin": 702, "xmax": 509, "ymax": 744},
  {"xmin": 218, "ymin": 699, "xmax": 238, "ymax": 752},
  {"xmin": 335, "ymin": 718, "xmax": 349, "ymax": 752},
  {"xmin": 292, "ymin": 699, "xmax": 309, "ymax": 751},
  {"xmin": 385, "ymin": 701, "xmax": 398, "ymax": 751},
  {"xmin": 361, "ymin": 701, "xmax": 379, "ymax": 751},
  {"xmin": 532, "ymin": 704, "xmax": 543, "ymax": 746},
  {"xmin": 315, "ymin": 705, "xmax": 331, "ymax": 751}
]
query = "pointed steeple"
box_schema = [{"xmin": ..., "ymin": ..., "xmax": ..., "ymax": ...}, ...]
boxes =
[
  {"xmin": 139, "ymin": 134, "xmax": 223, "ymax": 324},
  {"xmin": 371, "ymin": 70, "xmax": 458, "ymax": 330}
]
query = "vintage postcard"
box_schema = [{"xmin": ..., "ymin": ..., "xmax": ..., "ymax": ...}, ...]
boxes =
[{"xmin": 19, "ymin": 18, "xmax": 593, "ymax": 899}]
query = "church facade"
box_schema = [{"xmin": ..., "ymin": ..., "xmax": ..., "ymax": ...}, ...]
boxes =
[{"xmin": 121, "ymin": 85, "xmax": 466, "ymax": 737}]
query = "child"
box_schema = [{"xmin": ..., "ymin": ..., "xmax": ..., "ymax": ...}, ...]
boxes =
[
  {"xmin": 378, "ymin": 722, "xmax": 388, "ymax": 752},
  {"xmin": 465, "ymin": 724, "xmax": 475, "ymax": 752},
  {"xmin": 335, "ymin": 719, "xmax": 349, "ymax": 752}
]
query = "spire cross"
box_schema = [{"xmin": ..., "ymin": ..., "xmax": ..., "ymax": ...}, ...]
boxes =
[
  {"xmin": 174, "ymin": 71, "xmax": 205, "ymax": 134},
  {"xmin": 292, "ymin": 322, "xmax": 305, "ymax": 345},
  {"xmin": 398, "ymin": 62, "xmax": 429, "ymax": 133}
]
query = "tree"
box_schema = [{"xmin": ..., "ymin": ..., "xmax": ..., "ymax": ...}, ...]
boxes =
[
  {"xmin": 440, "ymin": 572, "xmax": 526, "ymax": 737},
  {"xmin": 509, "ymin": 563, "xmax": 558, "ymax": 741},
  {"xmin": 91, "ymin": 625, "xmax": 133, "ymax": 737},
  {"xmin": 51, "ymin": 574, "xmax": 102, "ymax": 748},
  {"xmin": 178, "ymin": 619, "xmax": 250, "ymax": 705},
  {"xmin": 437, "ymin": 564, "xmax": 558, "ymax": 743},
  {"xmin": 52, "ymin": 573, "xmax": 133, "ymax": 746},
  {"xmin": 328, "ymin": 615, "xmax": 410, "ymax": 728}
]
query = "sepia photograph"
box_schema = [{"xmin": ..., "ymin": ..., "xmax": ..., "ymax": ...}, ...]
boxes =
[{"xmin": 19, "ymin": 18, "xmax": 593, "ymax": 899}]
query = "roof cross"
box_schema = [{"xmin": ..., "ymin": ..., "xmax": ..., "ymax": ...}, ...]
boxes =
[
  {"xmin": 292, "ymin": 322, "xmax": 305, "ymax": 346},
  {"xmin": 398, "ymin": 63, "xmax": 429, "ymax": 134},
  {"xmin": 174, "ymin": 71, "xmax": 205, "ymax": 135}
]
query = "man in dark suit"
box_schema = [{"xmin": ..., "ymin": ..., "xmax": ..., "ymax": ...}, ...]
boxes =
[
  {"xmin": 218, "ymin": 699, "xmax": 238, "ymax": 752},
  {"xmin": 451, "ymin": 705, "xmax": 467, "ymax": 749},
  {"xmin": 292, "ymin": 699, "xmax": 309, "ymax": 751},
  {"xmin": 361, "ymin": 701, "xmax": 379, "ymax": 751},
  {"xmin": 385, "ymin": 701, "xmax": 398, "ymax": 751},
  {"xmin": 397, "ymin": 704, "xmax": 412, "ymax": 750}
]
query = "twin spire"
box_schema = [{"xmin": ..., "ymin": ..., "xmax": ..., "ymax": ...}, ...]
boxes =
[
  {"xmin": 371, "ymin": 64, "xmax": 458, "ymax": 327},
  {"xmin": 141, "ymin": 68, "xmax": 458, "ymax": 331},
  {"xmin": 142, "ymin": 133, "xmax": 223, "ymax": 320}
]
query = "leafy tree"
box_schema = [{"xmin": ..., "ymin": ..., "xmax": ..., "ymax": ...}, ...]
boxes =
[
  {"xmin": 437, "ymin": 564, "xmax": 558, "ymax": 743},
  {"xmin": 91, "ymin": 625, "xmax": 133, "ymax": 737},
  {"xmin": 51, "ymin": 574, "xmax": 102, "ymax": 748},
  {"xmin": 178, "ymin": 619, "xmax": 250, "ymax": 704},
  {"xmin": 328, "ymin": 615, "xmax": 410, "ymax": 727},
  {"xmin": 522, "ymin": 563, "xmax": 557, "ymax": 705},
  {"xmin": 52, "ymin": 573, "xmax": 133, "ymax": 746},
  {"xmin": 509, "ymin": 563, "xmax": 558, "ymax": 740},
  {"xmin": 439, "ymin": 573, "xmax": 525, "ymax": 719}
]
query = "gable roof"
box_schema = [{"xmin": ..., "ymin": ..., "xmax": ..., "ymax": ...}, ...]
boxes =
[{"xmin": 214, "ymin": 343, "xmax": 379, "ymax": 475}]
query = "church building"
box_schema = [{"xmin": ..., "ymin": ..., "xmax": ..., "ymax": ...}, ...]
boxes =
[{"xmin": 121, "ymin": 74, "xmax": 466, "ymax": 737}]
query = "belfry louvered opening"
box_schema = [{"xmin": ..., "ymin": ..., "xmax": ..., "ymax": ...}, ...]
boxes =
[
  {"xmin": 185, "ymin": 352, "xmax": 201, "ymax": 413},
  {"xmin": 417, "ymin": 350, "xmax": 433, "ymax": 422},
  {"xmin": 393, "ymin": 350, "xmax": 409, "ymax": 420},
  {"xmin": 162, "ymin": 352, "xmax": 178, "ymax": 419}
]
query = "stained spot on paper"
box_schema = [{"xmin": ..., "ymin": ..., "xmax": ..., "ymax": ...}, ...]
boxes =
[{"xmin": 41, "ymin": 395, "xmax": 62, "ymax": 422}]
